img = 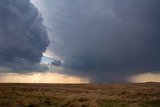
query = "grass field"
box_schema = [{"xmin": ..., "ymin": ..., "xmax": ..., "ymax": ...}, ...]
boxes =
[{"xmin": 0, "ymin": 83, "xmax": 159, "ymax": 107}]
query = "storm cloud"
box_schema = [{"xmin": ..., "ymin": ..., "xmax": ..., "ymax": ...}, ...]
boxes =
[
  {"xmin": 1, "ymin": 0, "xmax": 160, "ymax": 82},
  {"xmin": 0, "ymin": 0, "xmax": 49, "ymax": 72},
  {"xmin": 37, "ymin": 0, "xmax": 160, "ymax": 82}
]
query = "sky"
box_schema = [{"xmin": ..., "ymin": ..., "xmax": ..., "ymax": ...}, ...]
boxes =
[{"xmin": 0, "ymin": 0, "xmax": 160, "ymax": 83}]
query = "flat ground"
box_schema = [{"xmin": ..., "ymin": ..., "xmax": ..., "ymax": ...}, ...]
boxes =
[{"xmin": 0, "ymin": 83, "xmax": 159, "ymax": 107}]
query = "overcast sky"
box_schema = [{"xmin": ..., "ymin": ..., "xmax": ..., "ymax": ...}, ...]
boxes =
[{"xmin": 0, "ymin": 0, "xmax": 160, "ymax": 83}]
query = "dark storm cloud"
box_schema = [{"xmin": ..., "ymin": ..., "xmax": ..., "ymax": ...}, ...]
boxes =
[
  {"xmin": 51, "ymin": 60, "xmax": 61, "ymax": 66},
  {"xmin": 42, "ymin": 0, "xmax": 160, "ymax": 82},
  {"xmin": 0, "ymin": 0, "xmax": 49, "ymax": 72}
]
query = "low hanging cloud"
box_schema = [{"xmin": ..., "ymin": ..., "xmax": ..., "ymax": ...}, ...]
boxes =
[
  {"xmin": 39, "ymin": 0, "xmax": 160, "ymax": 82},
  {"xmin": 0, "ymin": 0, "xmax": 49, "ymax": 72}
]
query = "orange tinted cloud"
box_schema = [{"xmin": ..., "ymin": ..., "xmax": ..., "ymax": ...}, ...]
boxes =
[{"xmin": 0, "ymin": 72, "xmax": 89, "ymax": 84}]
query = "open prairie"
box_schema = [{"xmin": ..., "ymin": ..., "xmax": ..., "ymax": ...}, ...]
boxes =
[{"xmin": 0, "ymin": 83, "xmax": 159, "ymax": 107}]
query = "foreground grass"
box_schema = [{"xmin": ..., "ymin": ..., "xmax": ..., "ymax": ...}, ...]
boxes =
[{"xmin": 0, "ymin": 83, "xmax": 159, "ymax": 107}]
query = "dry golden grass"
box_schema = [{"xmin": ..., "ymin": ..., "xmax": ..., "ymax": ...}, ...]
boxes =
[{"xmin": 0, "ymin": 83, "xmax": 159, "ymax": 107}]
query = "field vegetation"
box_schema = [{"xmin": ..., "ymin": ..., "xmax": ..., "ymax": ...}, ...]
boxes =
[{"xmin": 0, "ymin": 83, "xmax": 159, "ymax": 107}]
